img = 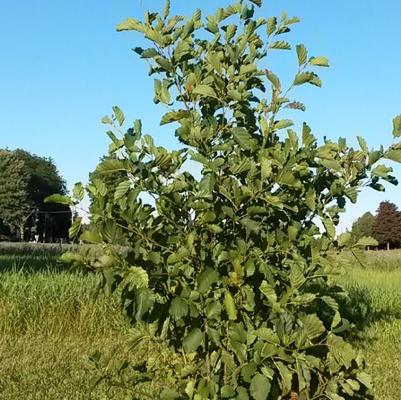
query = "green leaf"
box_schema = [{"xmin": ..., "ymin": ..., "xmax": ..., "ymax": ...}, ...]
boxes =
[
  {"xmin": 293, "ymin": 72, "xmax": 321, "ymax": 87},
  {"xmin": 101, "ymin": 115, "xmax": 113, "ymax": 125},
  {"xmin": 169, "ymin": 297, "xmax": 188, "ymax": 320},
  {"xmin": 274, "ymin": 119, "xmax": 294, "ymax": 130},
  {"xmin": 250, "ymin": 374, "xmax": 271, "ymax": 400},
  {"xmin": 125, "ymin": 267, "xmax": 149, "ymax": 289},
  {"xmin": 260, "ymin": 281, "xmax": 277, "ymax": 305},
  {"xmin": 269, "ymin": 41, "xmax": 291, "ymax": 50},
  {"xmin": 276, "ymin": 361, "xmax": 292, "ymax": 395},
  {"xmin": 192, "ymin": 85, "xmax": 218, "ymax": 99},
  {"xmin": 69, "ymin": 217, "xmax": 82, "ymax": 239},
  {"xmin": 233, "ymin": 128, "xmax": 257, "ymax": 151},
  {"xmin": 96, "ymin": 159, "xmax": 126, "ymax": 174},
  {"xmin": 266, "ymin": 17, "xmax": 277, "ymax": 36},
  {"xmin": 354, "ymin": 236, "xmax": 378, "ymax": 247},
  {"xmin": 250, "ymin": 0, "xmax": 262, "ymax": 7},
  {"xmin": 116, "ymin": 18, "xmax": 145, "ymax": 32},
  {"xmin": 299, "ymin": 314, "xmax": 325, "ymax": 340},
  {"xmin": 73, "ymin": 182, "xmax": 85, "ymax": 202},
  {"xmin": 162, "ymin": 0, "xmax": 170, "ymax": 19},
  {"xmin": 80, "ymin": 230, "xmax": 102, "ymax": 244},
  {"xmin": 296, "ymin": 44, "xmax": 308, "ymax": 66},
  {"xmin": 183, "ymin": 328, "xmax": 204, "ymax": 352},
  {"xmin": 197, "ymin": 268, "xmax": 219, "ymax": 294},
  {"xmin": 337, "ymin": 232, "xmax": 351, "ymax": 247},
  {"xmin": 44, "ymin": 194, "xmax": 72, "ymax": 206},
  {"xmin": 114, "ymin": 180, "xmax": 131, "ymax": 201},
  {"xmin": 112, "ymin": 106, "xmax": 125, "ymax": 126},
  {"xmin": 392, "ymin": 115, "xmax": 401, "ymax": 138},
  {"xmin": 385, "ymin": 148, "xmax": 401, "ymax": 162},
  {"xmin": 265, "ymin": 70, "xmax": 281, "ymax": 90},
  {"xmin": 224, "ymin": 291, "xmax": 237, "ymax": 320},
  {"xmin": 309, "ymin": 56, "xmax": 330, "ymax": 67},
  {"xmin": 134, "ymin": 288, "xmax": 154, "ymax": 321},
  {"xmin": 323, "ymin": 217, "xmax": 336, "ymax": 239},
  {"xmin": 160, "ymin": 110, "xmax": 189, "ymax": 125},
  {"xmin": 357, "ymin": 371, "xmax": 373, "ymax": 390}
]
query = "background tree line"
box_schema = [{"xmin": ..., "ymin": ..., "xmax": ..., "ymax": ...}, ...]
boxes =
[
  {"xmin": 0, "ymin": 149, "xmax": 71, "ymax": 242},
  {"xmin": 351, "ymin": 201, "xmax": 401, "ymax": 249}
]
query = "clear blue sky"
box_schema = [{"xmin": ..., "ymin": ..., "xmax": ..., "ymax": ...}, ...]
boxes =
[{"xmin": 1, "ymin": 0, "xmax": 401, "ymax": 230}]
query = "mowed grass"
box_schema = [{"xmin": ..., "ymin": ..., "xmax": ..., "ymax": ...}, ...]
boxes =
[
  {"xmin": 0, "ymin": 250, "xmax": 130, "ymax": 399},
  {"xmin": 0, "ymin": 246, "xmax": 401, "ymax": 399},
  {"xmin": 337, "ymin": 257, "xmax": 401, "ymax": 400}
]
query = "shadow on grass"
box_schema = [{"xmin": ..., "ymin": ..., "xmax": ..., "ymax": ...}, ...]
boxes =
[
  {"xmin": 338, "ymin": 286, "xmax": 401, "ymax": 345},
  {"xmin": 0, "ymin": 254, "xmax": 68, "ymax": 273}
]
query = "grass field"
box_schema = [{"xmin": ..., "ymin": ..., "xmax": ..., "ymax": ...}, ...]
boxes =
[{"xmin": 0, "ymin": 245, "xmax": 400, "ymax": 399}]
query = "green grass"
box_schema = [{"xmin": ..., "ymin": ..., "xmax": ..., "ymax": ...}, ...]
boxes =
[
  {"xmin": 1, "ymin": 248, "xmax": 401, "ymax": 399},
  {"xmin": 337, "ymin": 264, "xmax": 401, "ymax": 400},
  {"xmin": 0, "ymin": 250, "xmax": 130, "ymax": 399}
]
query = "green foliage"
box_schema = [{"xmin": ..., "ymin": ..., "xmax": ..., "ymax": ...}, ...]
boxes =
[
  {"xmin": 57, "ymin": 1, "xmax": 401, "ymax": 398},
  {"xmin": 350, "ymin": 212, "xmax": 376, "ymax": 244},
  {"xmin": 0, "ymin": 150, "xmax": 30, "ymax": 239},
  {"xmin": 0, "ymin": 149, "xmax": 70, "ymax": 241}
]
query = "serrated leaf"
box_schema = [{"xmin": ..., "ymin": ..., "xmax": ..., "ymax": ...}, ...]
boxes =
[
  {"xmin": 233, "ymin": 128, "xmax": 257, "ymax": 151},
  {"xmin": 183, "ymin": 328, "xmax": 204, "ymax": 352},
  {"xmin": 125, "ymin": 266, "xmax": 149, "ymax": 289},
  {"xmin": 69, "ymin": 217, "xmax": 82, "ymax": 239},
  {"xmin": 357, "ymin": 371, "xmax": 373, "ymax": 389},
  {"xmin": 160, "ymin": 110, "xmax": 189, "ymax": 125},
  {"xmin": 112, "ymin": 106, "xmax": 125, "ymax": 126},
  {"xmin": 323, "ymin": 217, "xmax": 336, "ymax": 239},
  {"xmin": 250, "ymin": 374, "xmax": 271, "ymax": 400},
  {"xmin": 296, "ymin": 44, "xmax": 308, "ymax": 66},
  {"xmin": 276, "ymin": 361, "xmax": 292, "ymax": 395},
  {"xmin": 192, "ymin": 85, "xmax": 218, "ymax": 99},
  {"xmin": 101, "ymin": 115, "xmax": 113, "ymax": 125},
  {"xmin": 80, "ymin": 230, "xmax": 102, "ymax": 244},
  {"xmin": 169, "ymin": 297, "xmax": 188, "ymax": 320},
  {"xmin": 385, "ymin": 148, "xmax": 401, "ymax": 162},
  {"xmin": 250, "ymin": 0, "xmax": 262, "ymax": 7},
  {"xmin": 285, "ymin": 101, "xmax": 306, "ymax": 111},
  {"xmin": 224, "ymin": 291, "xmax": 237, "ymax": 320},
  {"xmin": 354, "ymin": 236, "xmax": 378, "ymax": 247},
  {"xmin": 269, "ymin": 41, "xmax": 291, "ymax": 50},
  {"xmin": 44, "ymin": 194, "xmax": 72, "ymax": 206},
  {"xmin": 266, "ymin": 17, "xmax": 277, "ymax": 36},
  {"xmin": 162, "ymin": 0, "xmax": 170, "ymax": 19},
  {"xmin": 197, "ymin": 268, "xmax": 219, "ymax": 294},
  {"xmin": 309, "ymin": 56, "xmax": 330, "ymax": 67},
  {"xmin": 392, "ymin": 115, "xmax": 401, "ymax": 138},
  {"xmin": 114, "ymin": 180, "xmax": 131, "ymax": 201},
  {"xmin": 73, "ymin": 182, "xmax": 84, "ymax": 202},
  {"xmin": 299, "ymin": 314, "xmax": 325, "ymax": 340},
  {"xmin": 265, "ymin": 70, "xmax": 281, "ymax": 90},
  {"xmin": 116, "ymin": 18, "xmax": 145, "ymax": 32},
  {"xmin": 274, "ymin": 119, "xmax": 294, "ymax": 130}
]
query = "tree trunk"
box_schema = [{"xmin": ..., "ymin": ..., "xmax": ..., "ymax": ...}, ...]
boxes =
[
  {"xmin": 19, "ymin": 223, "xmax": 24, "ymax": 242},
  {"xmin": 387, "ymin": 242, "xmax": 390, "ymax": 251}
]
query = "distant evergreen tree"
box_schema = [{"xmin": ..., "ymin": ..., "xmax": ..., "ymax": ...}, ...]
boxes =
[
  {"xmin": 372, "ymin": 201, "xmax": 401, "ymax": 249},
  {"xmin": 350, "ymin": 211, "xmax": 376, "ymax": 243}
]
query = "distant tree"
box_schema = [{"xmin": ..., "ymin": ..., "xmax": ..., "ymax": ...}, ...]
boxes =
[
  {"xmin": 0, "ymin": 150, "xmax": 31, "ymax": 240},
  {"xmin": 350, "ymin": 211, "xmax": 376, "ymax": 244},
  {"xmin": 372, "ymin": 201, "xmax": 401, "ymax": 249},
  {"xmin": 0, "ymin": 149, "xmax": 71, "ymax": 242}
]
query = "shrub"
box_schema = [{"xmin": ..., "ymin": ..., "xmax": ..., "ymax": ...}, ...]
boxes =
[{"xmin": 57, "ymin": 1, "xmax": 401, "ymax": 398}]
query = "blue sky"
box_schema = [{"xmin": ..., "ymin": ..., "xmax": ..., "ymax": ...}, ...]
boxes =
[{"xmin": 1, "ymin": 0, "xmax": 401, "ymax": 230}]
